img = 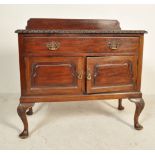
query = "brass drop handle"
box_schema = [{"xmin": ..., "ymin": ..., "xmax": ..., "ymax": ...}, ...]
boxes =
[
  {"xmin": 46, "ymin": 41, "xmax": 60, "ymax": 51},
  {"xmin": 87, "ymin": 70, "xmax": 91, "ymax": 80},
  {"xmin": 77, "ymin": 71, "xmax": 83, "ymax": 80},
  {"xmin": 108, "ymin": 41, "xmax": 120, "ymax": 50}
]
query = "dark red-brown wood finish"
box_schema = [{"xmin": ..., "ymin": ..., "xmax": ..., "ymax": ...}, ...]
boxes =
[{"xmin": 16, "ymin": 18, "xmax": 147, "ymax": 138}]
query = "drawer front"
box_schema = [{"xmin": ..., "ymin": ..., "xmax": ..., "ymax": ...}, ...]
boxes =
[
  {"xmin": 86, "ymin": 56, "xmax": 138, "ymax": 93},
  {"xmin": 24, "ymin": 57, "xmax": 85, "ymax": 95},
  {"xmin": 24, "ymin": 37, "xmax": 139, "ymax": 54}
]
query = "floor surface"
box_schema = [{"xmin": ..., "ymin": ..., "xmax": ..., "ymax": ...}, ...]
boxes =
[{"xmin": 0, "ymin": 94, "xmax": 155, "ymax": 149}]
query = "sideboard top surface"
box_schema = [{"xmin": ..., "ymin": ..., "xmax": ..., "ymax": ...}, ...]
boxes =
[{"xmin": 15, "ymin": 18, "xmax": 147, "ymax": 34}]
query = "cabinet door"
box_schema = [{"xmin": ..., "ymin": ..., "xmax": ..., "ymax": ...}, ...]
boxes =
[
  {"xmin": 25, "ymin": 57, "xmax": 84, "ymax": 95},
  {"xmin": 86, "ymin": 56, "xmax": 138, "ymax": 93}
]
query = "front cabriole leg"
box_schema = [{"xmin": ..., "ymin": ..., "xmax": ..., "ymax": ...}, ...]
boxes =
[
  {"xmin": 128, "ymin": 98, "xmax": 145, "ymax": 130},
  {"xmin": 17, "ymin": 103, "xmax": 34, "ymax": 139}
]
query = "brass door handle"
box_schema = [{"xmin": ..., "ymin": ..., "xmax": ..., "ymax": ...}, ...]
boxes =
[
  {"xmin": 46, "ymin": 41, "xmax": 60, "ymax": 51},
  {"xmin": 87, "ymin": 71, "xmax": 91, "ymax": 80},
  {"xmin": 77, "ymin": 71, "xmax": 83, "ymax": 80},
  {"xmin": 78, "ymin": 72, "xmax": 83, "ymax": 80},
  {"xmin": 108, "ymin": 41, "xmax": 120, "ymax": 50}
]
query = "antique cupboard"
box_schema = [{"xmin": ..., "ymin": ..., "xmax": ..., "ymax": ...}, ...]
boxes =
[{"xmin": 15, "ymin": 18, "xmax": 147, "ymax": 138}]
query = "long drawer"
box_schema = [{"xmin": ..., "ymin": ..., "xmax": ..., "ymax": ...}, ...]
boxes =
[{"xmin": 24, "ymin": 37, "xmax": 139, "ymax": 55}]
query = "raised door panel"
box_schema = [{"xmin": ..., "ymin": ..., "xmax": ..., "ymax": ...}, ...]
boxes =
[
  {"xmin": 86, "ymin": 56, "xmax": 138, "ymax": 93},
  {"xmin": 25, "ymin": 57, "xmax": 84, "ymax": 95}
]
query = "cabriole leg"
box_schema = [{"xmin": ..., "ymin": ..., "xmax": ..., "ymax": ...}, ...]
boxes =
[
  {"xmin": 128, "ymin": 98, "xmax": 145, "ymax": 130},
  {"xmin": 118, "ymin": 99, "xmax": 124, "ymax": 110},
  {"xmin": 17, "ymin": 103, "xmax": 35, "ymax": 139}
]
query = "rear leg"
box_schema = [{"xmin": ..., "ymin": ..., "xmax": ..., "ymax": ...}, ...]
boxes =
[{"xmin": 118, "ymin": 99, "xmax": 124, "ymax": 110}]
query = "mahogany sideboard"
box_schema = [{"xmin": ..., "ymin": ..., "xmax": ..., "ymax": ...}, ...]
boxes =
[{"xmin": 15, "ymin": 18, "xmax": 147, "ymax": 139}]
